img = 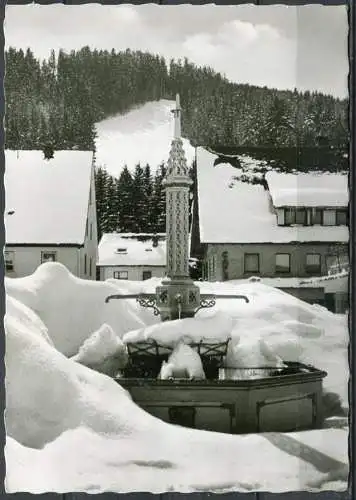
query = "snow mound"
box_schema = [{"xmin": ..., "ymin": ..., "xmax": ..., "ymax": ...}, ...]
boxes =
[
  {"xmin": 71, "ymin": 323, "xmax": 128, "ymax": 377},
  {"xmin": 5, "ymin": 294, "xmax": 156, "ymax": 449},
  {"xmin": 4, "ymin": 273, "xmax": 349, "ymax": 492},
  {"xmin": 159, "ymin": 342, "xmax": 206, "ymax": 380},
  {"xmin": 124, "ymin": 310, "xmax": 235, "ymax": 347},
  {"xmin": 5, "ymin": 262, "xmax": 146, "ymax": 356}
]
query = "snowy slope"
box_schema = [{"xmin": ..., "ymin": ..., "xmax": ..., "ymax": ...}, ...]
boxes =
[
  {"xmin": 95, "ymin": 100, "xmax": 195, "ymax": 178},
  {"xmin": 5, "ymin": 264, "xmax": 349, "ymax": 493}
]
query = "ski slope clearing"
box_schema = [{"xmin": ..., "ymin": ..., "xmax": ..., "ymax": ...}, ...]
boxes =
[
  {"xmin": 5, "ymin": 263, "xmax": 349, "ymax": 493},
  {"xmin": 95, "ymin": 100, "xmax": 195, "ymax": 177}
]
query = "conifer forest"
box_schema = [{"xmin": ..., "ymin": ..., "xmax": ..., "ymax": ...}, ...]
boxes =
[{"xmin": 5, "ymin": 47, "xmax": 349, "ymax": 238}]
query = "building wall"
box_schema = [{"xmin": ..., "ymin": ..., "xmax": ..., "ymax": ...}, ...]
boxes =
[
  {"xmin": 99, "ymin": 265, "xmax": 166, "ymax": 281},
  {"xmin": 203, "ymin": 242, "xmax": 348, "ymax": 281},
  {"xmin": 80, "ymin": 165, "xmax": 98, "ymax": 280},
  {"xmin": 4, "ymin": 246, "xmax": 81, "ymax": 278}
]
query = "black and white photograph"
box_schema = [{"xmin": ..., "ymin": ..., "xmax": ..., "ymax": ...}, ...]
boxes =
[{"xmin": 3, "ymin": 3, "xmax": 349, "ymax": 493}]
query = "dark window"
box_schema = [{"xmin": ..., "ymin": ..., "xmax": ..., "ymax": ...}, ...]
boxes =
[
  {"xmin": 295, "ymin": 208, "xmax": 307, "ymax": 225},
  {"xmin": 275, "ymin": 253, "xmax": 291, "ymax": 273},
  {"xmin": 285, "ymin": 208, "xmax": 295, "ymax": 225},
  {"xmin": 312, "ymin": 209, "xmax": 323, "ymax": 225},
  {"xmin": 169, "ymin": 407, "xmax": 196, "ymax": 428},
  {"xmin": 244, "ymin": 253, "xmax": 260, "ymax": 274},
  {"xmin": 142, "ymin": 270, "xmax": 152, "ymax": 280},
  {"xmin": 306, "ymin": 254, "xmax": 321, "ymax": 274},
  {"xmin": 113, "ymin": 271, "xmax": 128, "ymax": 280},
  {"xmin": 84, "ymin": 254, "xmax": 87, "ymax": 274},
  {"xmin": 90, "ymin": 223, "xmax": 93, "ymax": 240},
  {"xmin": 41, "ymin": 251, "xmax": 56, "ymax": 263},
  {"xmin": 222, "ymin": 251, "xmax": 229, "ymax": 281},
  {"xmin": 336, "ymin": 209, "xmax": 348, "ymax": 226},
  {"xmin": 89, "ymin": 257, "xmax": 92, "ymax": 277},
  {"xmin": 5, "ymin": 251, "xmax": 14, "ymax": 272}
]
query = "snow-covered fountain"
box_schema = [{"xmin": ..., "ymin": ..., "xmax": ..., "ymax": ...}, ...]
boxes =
[{"xmin": 105, "ymin": 95, "xmax": 327, "ymax": 434}]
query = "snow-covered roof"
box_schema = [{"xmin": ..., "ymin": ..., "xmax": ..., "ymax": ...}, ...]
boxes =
[
  {"xmin": 266, "ymin": 171, "xmax": 348, "ymax": 208},
  {"xmin": 196, "ymin": 147, "xmax": 349, "ymax": 244},
  {"xmin": 98, "ymin": 233, "xmax": 166, "ymax": 267},
  {"xmin": 5, "ymin": 150, "xmax": 93, "ymax": 245}
]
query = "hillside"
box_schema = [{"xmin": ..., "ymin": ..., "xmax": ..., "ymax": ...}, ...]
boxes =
[
  {"xmin": 5, "ymin": 47, "xmax": 348, "ymax": 153},
  {"xmin": 95, "ymin": 99, "xmax": 195, "ymax": 177}
]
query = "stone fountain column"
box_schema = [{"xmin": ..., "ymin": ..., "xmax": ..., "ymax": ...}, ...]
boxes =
[{"xmin": 155, "ymin": 94, "xmax": 201, "ymax": 321}]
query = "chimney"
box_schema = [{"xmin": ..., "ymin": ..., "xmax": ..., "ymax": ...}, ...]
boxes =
[{"xmin": 152, "ymin": 234, "xmax": 159, "ymax": 248}]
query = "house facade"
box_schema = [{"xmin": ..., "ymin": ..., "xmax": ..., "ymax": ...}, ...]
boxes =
[
  {"xmin": 4, "ymin": 150, "xmax": 98, "ymax": 280},
  {"xmin": 191, "ymin": 147, "xmax": 348, "ymax": 309},
  {"xmin": 97, "ymin": 233, "xmax": 166, "ymax": 281}
]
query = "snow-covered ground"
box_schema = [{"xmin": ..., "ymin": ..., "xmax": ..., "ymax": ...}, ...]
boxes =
[
  {"xmin": 5, "ymin": 263, "xmax": 349, "ymax": 493},
  {"xmin": 95, "ymin": 100, "xmax": 195, "ymax": 177}
]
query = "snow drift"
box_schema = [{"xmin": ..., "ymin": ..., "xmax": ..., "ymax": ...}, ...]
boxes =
[
  {"xmin": 4, "ymin": 264, "xmax": 349, "ymax": 492},
  {"xmin": 5, "ymin": 263, "xmax": 148, "ymax": 356}
]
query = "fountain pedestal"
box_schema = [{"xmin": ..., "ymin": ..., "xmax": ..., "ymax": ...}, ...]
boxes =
[{"xmin": 156, "ymin": 278, "xmax": 201, "ymax": 321}]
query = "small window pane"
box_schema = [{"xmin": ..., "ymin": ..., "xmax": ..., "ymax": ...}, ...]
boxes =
[
  {"xmin": 142, "ymin": 270, "xmax": 152, "ymax": 280},
  {"xmin": 313, "ymin": 209, "xmax": 323, "ymax": 225},
  {"xmin": 275, "ymin": 254, "xmax": 290, "ymax": 273},
  {"xmin": 336, "ymin": 210, "xmax": 347, "ymax": 226},
  {"xmin": 285, "ymin": 208, "xmax": 295, "ymax": 225},
  {"xmin": 244, "ymin": 253, "xmax": 259, "ymax": 273},
  {"xmin": 5, "ymin": 251, "xmax": 14, "ymax": 271},
  {"xmin": 114, "ymin": 271, "xmax": 128, "ymax": 280},
  {"xmin": 41, "ymin": 252, "xmax": 56, "ymax": 263},
  {"xmin": 295, "ymin": 208, "xmax": 306, "ymax": 225},
  {"xmin": 306, "ymin": 254, "xmax": 321, "ymax": 273},
  {"xmin": 323, "ymin": 209, "xmax": 336, "ymax": 226}
]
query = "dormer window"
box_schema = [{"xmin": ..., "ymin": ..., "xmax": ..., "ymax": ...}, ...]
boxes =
[
  {"xmin": 284, "ymin": 208, "xmax": 307, "ymax": 226},
  {"xmin": 116, "ymin": 247, "xmax": 127, "ymax": 254},
  {"xmin": 145, "ymin": 248, "xmax": 153, "ymax": 252}
]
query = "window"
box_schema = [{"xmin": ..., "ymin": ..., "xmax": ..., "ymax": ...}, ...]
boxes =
[
  {"xmin": 116, "ymin": 248, "xmax": 127, "ymax": 254},
  {"xmin": 284, "ymin": 208, "xmax": 307, "ymax": 226},
  {"xmin": 244, "ymin": 253, "xmax": 260, "ymax": 274},
  {"xmin": 113, "ymin": 271, "xmax": 128, "ymax": 280},
  {"xmin": 295, "ymin": 208, "xmax": 307, "ymax": 225},
  {"xmin": 285, "ymin": 208, "xmax": 295, "ymax": 225},
  {"xmin": 323, "ymin": 209, "xmax": 336, "ymax": 226},
  {"xmin": 275, "ymin": 253, "xmax": 291, "ymax": 273},
  {"xmin": 142, "ymin": 270, "xmax": 152, "ymax": 280},
  {"xmin": 86, "ymin": 219, "xmax": 88, "ymax": 237},
  {"xmin": 5, "ymin": 251, "xmax": 14, "ymax": 272},
  {"xmin": 336, "ymin": 209, "xmax": 348, "ymax": 226},
  {"xmin": 306, "ymin": 254, "xmax": 321, "ymax": 274},
  {"xmin": 89, "ymin": 187, "xmax": 92, "ymax": 205},
  {"xmin": 89, "ymin": 257, "xmax": 92, "ymax": 277},
  {"xmin": 312, "ymin": 209, "xmax": 323, "ymax": 225},
  {"xmin": 276, "ymin": 209, "xmax": 285, "ymax": 226},
  {"xmin": 84, "ymin": 254, "xmax": 87, "ymax": 274},
  {"xmin": 41, "ymin": 251, "xmax": 56, "ymax": 263},
  {"xmin": 90, "ymin": 223, "xmax": 93, "ymax": 240}
]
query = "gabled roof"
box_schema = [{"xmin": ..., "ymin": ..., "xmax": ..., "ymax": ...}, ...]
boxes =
[
  {"xmin": 98, "ymin": 233, "xmax": 166, "ymax": 267},
  {"xmin": 196, "ymin": 147, "xmax": 349, "ymax": 244},
  {"xmin": 5, "ymin": 150, "xmax": 93, "ymax": 245},
  {"xmin": 266, "ymin": 171, "xmax": 348, "ymax": 208}
]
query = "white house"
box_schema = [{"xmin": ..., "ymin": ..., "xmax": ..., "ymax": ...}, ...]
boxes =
[
  {"xmin": 191, "ymin": 147, "xmax": 348, "ymax": 310},
  {"xmin": 4, "ymin": 150, "xmax": 98, "ymax": 280},
  {"xmin": 97, "ymin": 233, "xmax": 166, "ymax": 281}
]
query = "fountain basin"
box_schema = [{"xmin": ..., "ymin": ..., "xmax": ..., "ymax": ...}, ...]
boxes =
[{"xmin": 117, "ymin": 363, "xmax": 327, "ymax": 434}]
